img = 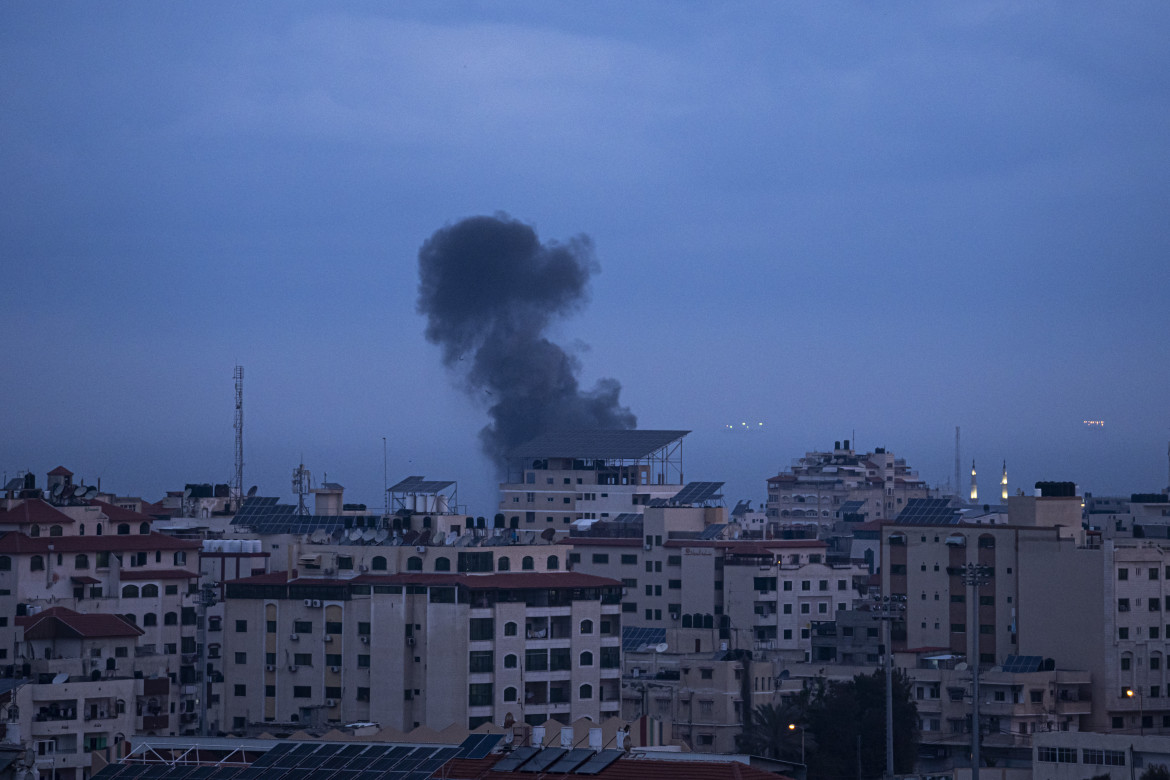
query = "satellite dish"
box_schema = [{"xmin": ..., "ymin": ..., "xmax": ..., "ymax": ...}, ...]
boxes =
[
  {"xmin": 72, "ymin": 485, "xmax": 87, "ymax": 498},
  {"xmin": 347, "ymin": 528, "xmax": 362, "ymax": 541},
  {"xmin": 374, "ymin": 529, "xmax": 389, "ymax": 543},
  {"xmin": 310, "ymin": 530, "xmax": 328, "ymax": 544},
  {"xmin": 84, "ymin": 486, "xmax": 98, "ymax": 499},
  {"xmin": 361, "ymin": 529, "xmax": 376, "ymax": 543},
  {"xmin": 247, "ymin": 485, "xmax": 258, "ymax": 497},
  {"xmin": 955, "ymin": 662, "xmax": 969, "ymax": 671},
  {"xmin": 654, "ymin": 643, "xmax": 669, "ymax": 653},
  {"xmin": 183, "ymin": 487, "xmax": 193, "ymax": 499},
  {"xmin": 51, "ymin": 484, "xmax": 63, "ymax": 498},
  {"xmin": 540, "ymin": 528, "xmax": 556, "ymax": 542},
  {"xmin": 51, "ymin": 673, "xmax": 68, "ymax": 685}
]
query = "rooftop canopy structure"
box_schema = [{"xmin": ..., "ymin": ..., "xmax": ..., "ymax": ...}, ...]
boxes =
[{"xmin": 506, "ymin": 430, "xmax": 689, "ymax": 485}]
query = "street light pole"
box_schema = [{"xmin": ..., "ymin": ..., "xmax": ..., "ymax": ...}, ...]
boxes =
[
  {"xmin": 1125, "ymin": 688, "xmax": 1144, "ymax": 736},
  {"xmin": 961, "ymin": 564, "xmax": 993, "ymax": 780},
  {"xmin": 872, "ymin": 594, "xmax": 906, "ymax": 780},
  {"xmin": 788, "ymin": 723, "xmax": 805, "ymax": 765}
]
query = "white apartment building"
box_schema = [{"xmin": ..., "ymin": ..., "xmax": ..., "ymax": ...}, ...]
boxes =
[
  {"xmin": 499, "ymin": 431, "xmax": 690, "ymax": 531},
  {"xmin": 766, "ymin": 440, "xmax": 929, "ymax": 524},
  {"xmin": 219, "ymin": 570, "xmax": 623, "ymax": 734}
]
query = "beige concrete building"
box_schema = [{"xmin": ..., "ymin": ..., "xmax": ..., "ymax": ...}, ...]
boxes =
[
  {"xmin": 1032, "ymin": 730, "xmax": 1170, "ymax": 780},
  {"xmin": 498, "ymin": 431, "xmax": 690, "ymax": 531},
  {"xmin": 219, "ymin": 570, "xmax": 623, "ymax": 734},
  {"xmin": 766, "ymin": 441, "xmax": 929, "ymax": 525}
]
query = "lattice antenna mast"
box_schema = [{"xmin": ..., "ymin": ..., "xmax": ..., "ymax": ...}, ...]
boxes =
[
  {"xmin": 293, "ymin": 463, "xmax": 311, "ymax": 516},
  {"xmin": 954, "ymin": 426, "xmax": 961, "ymax": 501},
  {"xmin": 233, "ymin": 366, "xmax": 244, "ymax": 505}
]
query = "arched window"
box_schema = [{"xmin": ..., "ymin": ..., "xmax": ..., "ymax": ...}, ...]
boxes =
[
  {"xmin": 580, "ymin": 619, "xmax": 593, "ymax": 635},
  {"xmin": 79, "ymin": 524, "xmax": 85, "ymax": 536},
  {"xmin": 703, "ymin": 614, "xmax": 714, "ymax": 629},
  {"xmin": 75, "ymin": 554, "xmax": 89, "ymax": 569},
  {"xmin": 164, "ymin": 612, "xmax": 177, "ymax": 626},
  {"xmin": 139, "ymin": 523, "xmax": 150, "ymax": 535},
  {"xmin": 434, "ymin": 557, "xmax": 451, "ymax": 572},
  {"xmin": 96, "ymin": 523, "xmax": 102, "ymax": 536},
  {"xmin": 49, "ymin": 525, "xmax": 63, "ymax": 537},
  {"xmin": 578, "ymin": 684, "xmax": 593, "ymax": 700},
  {"xmin": 497, "ymin": 557, "xmax": 511, "ymax": 572},
  {"xmin": 579, "ymin": 651, "xmax": 593, "ymax": 666},
  {"xmin": 546, "ymin": 555, "xmax": 559, "ymax": 570},
  {"xmin": 29, "ymin": 525, "xmax": 40, "ymax": 538},
  {"xmin": 122, "ymin": 613, "xmax": 136, "ymax": 624},
  {"xmin": 407, "ymin": 556, "xmax": 423, "ymax": 572},
  {"xmin": 141, "ymin": 584, "xmax": 159, "ymax": 598},
  {"xmin": 174, "ymin": 552, "xmax": 186, "ymax": 565},
  {"xmin": 371, "ymin": 556, "xmax": 387, "ymax": 571},
  {"xmin": 117, "ymin": 524, "xmax": 130, "ymax": 535},
  {"xmin": 522, "ymin": 556, "xmax": 535, "ymax": 571},
  {"xmin": 30, "ymin": 556, "xmax": 44, "ymax": 572},
  {"xmin": 504, "ymin": 622, "xmax": 518, "ymax": 637},
  {"xmin": 682, "ymin": 614, "xmax": 693, "ymax": 628},
  {"xmin": 504, "ymin": 654, "xmax": 518, "ymax": 669},
  {"xmin": 504, "ymin": 686, "xmax": 517, "ymax": 702},
  {"xmin": 142, "ymin": 613, "xmax": 157, "ymax": 627},
  {"xmin": 106, "ymin": 658, "xmax": 116, "ymax": 671},
  {"xmin": 121, "ymin": 585, "xmax": 139, "ymax": 598},
  {"xmin": 0, "ymin": 556, "xmax": 12, "ymax": 571}
]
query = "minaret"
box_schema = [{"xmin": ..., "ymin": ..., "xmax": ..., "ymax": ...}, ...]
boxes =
[
  {"xmin": 1001, "ymin": 461, "xmax": 1008, "ymax": 502},
  {"xmin": 970, "ymin": 460, "xmax": 978, "ymax": 503}
]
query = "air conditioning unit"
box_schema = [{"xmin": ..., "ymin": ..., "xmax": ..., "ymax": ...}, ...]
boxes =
[
  {"xmin": 360, "ymin": 636, "xmax": 369, "ymax": 644},
  {"xmin": 266, "ymin": 665, "xmax": 275, "ymax": 672},
  {"xmin": 644, "ymin": 543, "xmax": 652, "ymax": 551},
  {"xmin": 323, "ymin": 635, "xmax": 333, "ymax": 643},
  {"xmin": 326, "ymin": 699, "xmax": 336, "ymax": 707},
  {"xmin": 323, "ymin": 567, "xmax": 335, "ymax": 575},
  {"xmin": 288, "ymin": 665, "xmax": 298, "ymax": 672},
  {"xmin": 670, "ymin": 613, "xmax": 679, "ymax": 621},
  {"xmin": 290, "ymin": 633, "xmax": 299, "ymax": 641},
  {"xmin": 359, "ymin": 564, "xmax": 369, "ymax": 572},
  {"xmin": 416, "ymin": 546, "xmax": 426, "ymax": 554},
  {"xmin": 406, "ymin": 636, "xmax": 415, "ymax": 646},
  {"xmin": 304, "ymin": 599, "xmax": 313, "ymax": 607},
  {"xmin": 330, "ymin": 666, "xmax": 340, "ymax": 673},
  {"xmin": 312, "ymin": 600, "xmax": 322, "ymax": 608}
]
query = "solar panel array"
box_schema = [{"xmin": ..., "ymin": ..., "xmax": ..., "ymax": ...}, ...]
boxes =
[
  {"xmin": 232, "ymin": 497, "xmax": 380, "ymax": 535},
  {"xmin": 94, "ymin": 742, "xmax": 463, "ymax": 780},
  {"xmin": 389, "ymin": 476, "xmax": 455, "ymax": 494},
  {"xmin": 838, "ymin": 500, "xmax": 866, "ymax": 516},
  {"xmin": 894, "ymin": 498, "xmax": 960, "ymax": 525},
  {"xmin": 457, "ymin": 733, "xmax": 503, "ymax": 759},
  {"xmin": 669, "ymin": 481, "xmax": 724, "ymax": 506},
  {"xmin": 487, "ymin": 747, "xmax": 624, "ymax": 776},
  {"xmin": 622, "ymin": 626, "xmax": 666, "ymax": 652},
  {"xmin": 697, "ymin": 523, "xmax": 727, "ymax": 540},
  {"xmin": 1001, "ymin": 655, "xmax": 1043, "ymax": 673}
]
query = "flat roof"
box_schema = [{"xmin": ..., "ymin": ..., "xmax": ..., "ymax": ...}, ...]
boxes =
[{"xmin": 509, "ymin": 430, "xmax": 689, "ymax": 460}]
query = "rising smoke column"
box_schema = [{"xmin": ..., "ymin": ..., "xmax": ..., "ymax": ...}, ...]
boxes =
[{"xmin": 417, "ymin": 213, "xmax": 636, "ymax": 469}]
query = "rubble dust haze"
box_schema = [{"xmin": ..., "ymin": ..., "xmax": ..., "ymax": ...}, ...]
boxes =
[{"xmin": 417, "ymin": 213, "xmax": 636, "ymax": 469}]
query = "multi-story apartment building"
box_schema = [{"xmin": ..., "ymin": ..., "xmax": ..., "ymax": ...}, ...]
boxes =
[
  {"xmin": 0, "ymin": 469, "xmax": 204, "ymax": 777},
  {"xmin": 498, "ymin": 431, "xmax": 690, "ymax": 530},
  {"xmin": 766, "ymin": 441, "xmax": 929, "ymax": 524},
  {"xmin": 220, "ymin": 570, "xmax": 623, "ymax": 734}
]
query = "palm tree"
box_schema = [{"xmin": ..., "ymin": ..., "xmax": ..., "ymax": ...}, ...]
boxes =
[{"xmin": 737, "ymin": 702, "xmax": 813, "ymax": 761}]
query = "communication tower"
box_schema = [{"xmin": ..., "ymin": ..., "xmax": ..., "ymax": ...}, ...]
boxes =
[
  {"xmin": 233, "ymin": 366, "xmax": 244, "ymax": 506},
  {"xmin": 292, "ymin": 463, "xmax": 312, "ymax": 516}
]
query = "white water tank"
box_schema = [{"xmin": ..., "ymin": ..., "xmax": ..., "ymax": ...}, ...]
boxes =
[{"xmin": 436, "ymin": 494, "xmax": 449, "ymax": 514}]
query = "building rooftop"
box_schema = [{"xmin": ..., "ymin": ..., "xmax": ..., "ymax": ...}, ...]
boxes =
[
  {"xmin": 509, "ymin": 430, "xmax": 689, "ymax": 461},
  {"xmin": 18, "ymin": 606, "xmax": 144, "ymax": 640}
]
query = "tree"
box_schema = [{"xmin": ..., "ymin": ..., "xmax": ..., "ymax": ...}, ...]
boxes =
[
  {"xmin": 1141, "ymin": 764, "xmax": 1170, "ymax": 780},
  {"xmin": 801, "ymin": 670, "xmax": 919, "ymax": 780},
  {"xmin": 736, "ymin": 702, "xmax": 813, "ymax": 761}
]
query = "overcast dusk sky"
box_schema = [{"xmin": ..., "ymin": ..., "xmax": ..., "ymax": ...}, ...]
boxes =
[{"xmin": 3, "ymin": 2, "xmax": 1168, "ymax": 513}]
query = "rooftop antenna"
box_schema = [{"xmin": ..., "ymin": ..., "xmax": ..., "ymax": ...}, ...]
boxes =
[
  {"xmin": 233, "ymin": 365, "xmax": 244, "ymax": 508},
  {"xmin": 292, "ymin": 462, "xmax": 311, "ymax": 516},
  {"xmin": 954, "ymin": 426, "xmax": 961, "ymax": 502},
  {"xmin": 383, "ymin": 436, "xmax": 388, "ymax": 517}
]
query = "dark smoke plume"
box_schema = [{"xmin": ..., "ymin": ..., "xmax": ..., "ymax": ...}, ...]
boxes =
[{"xmin": 417, "ymin": 213, "xmax": 636, "ymax": 468}]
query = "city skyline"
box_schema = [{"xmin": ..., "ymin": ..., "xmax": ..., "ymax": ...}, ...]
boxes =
[{"xmin": 3, "ymin": 3, "xmax": 1169, "ymax": 512}]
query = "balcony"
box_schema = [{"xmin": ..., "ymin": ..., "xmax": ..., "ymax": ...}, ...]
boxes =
[{"xmin": 141, "ymin": 714, "xmax": 169, "ymax": 731}]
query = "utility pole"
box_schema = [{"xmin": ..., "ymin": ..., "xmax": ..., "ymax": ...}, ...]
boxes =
[
  {"xmin": 198, "ymin": 582, "xmax": 218, "ymax": 736},
  {"xmin": 872, "ymin": 594, "xmax": 906, "ymax": 779},
  {"xmin": 962, "ymin": 563, "xmax": 993, "ymax": 780}
]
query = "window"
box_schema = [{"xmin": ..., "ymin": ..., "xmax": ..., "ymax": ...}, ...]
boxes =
[
  {"xmin": 1037, "ymin": 747, "xmax": 1076, "ymax": 763},
  {"xmin": 469, "ymin": 651, "xmax": 494, "ymax": 673},
  {"xmin": 593, "ymin": 554, "xmax": 609, "ymax": 564},
  {"xmin": 1118, "ymin": 568, "xmax": 1129, "ymax": 580},
  {"xmin": 164, "ymin": 612, "xmax": 177, "ymax": 625},
  {"xmin": 357, "ymin": 655, "xmax": 370, "ymax": 668},
  {"xmin": 1083, "ymin": 749, "xmax": 1125, "ymax": 766},
  {"xmin": 580, "ymin": 619, "xmax": 594, "ymax": 634},
  {"xmin": 504, "ymin": 654, "xmax": 518, "ymax": 669},
  {"xmin": 621, "ymin": 554, "xmax": 638, "ymax": 565},
  {"xmin": 293, "ymin": 686, "xmax": 311, "ymax": 698},
  {"xmin": 117, "ymin": 523, "xmax": 130, "ymax": 535},
  {"xmin": 142, "ymin": 613, "xmax": 157, "ymax": 626},
  {"xmin": 30, "ymin": 556, "xmax": 44, "ymax": 572},
  {"xmin": 547, "ymin": 555, "xmax": 559, "ymax": 570},
  {"xmin": 1121, "ymin": 657, "xmax": 1131, "ymax": 671},
  {"xmin": 504, "ymin": 686, "xmax": 517, "ymax": 702},
  {"xmin": 504, "ymin": 621, "xmax": 518, "ymax": 637},
  {"xmin": 121, "ymin": 584, "xmax": 138, "ymax": 598},
  {"xmin": 233, "ymin": 685, "xmax": 246, "ymax": 697},
  {"xmin": 469, "ymin": 618, "xmax": 494, "ymax": 641},
  {"xmin": 580, "ymin": 651, "xmax": 593, "ymax": 666},
  {"xmin": 407, "ymin": 556, "xmax": 423, "ymax": 571},
  {"xmin": 75, "ymin": 554, "xmax": 89, "ymax": 569},
  {"xmin": 235, "ymin": 620, "xmax": 247, "ymax": 632},
  {"xmin": 522, "ymin": 557, "xmax": 534, "ymax": 571},
  {"xmin": 0, "ymin": 556, "xmax": 9, "ymax": 571},
  {"xmin": 235, "ymin": 652, "xmax": 247, "ymax": 664},
  {"xmin": 1119, "ymin": 627, "xmax": 1129, "ymax": 640},
  {"xmin": 294, "ymin": 620, "xmax": 312, "ymax": 633},
  {"xmin": 371, "ymin": 556, "xmax": 387, "ymax": 571},
  {"xmin": 497, "ymin": 557, "xmax": 511, "ymax": 571},
  {"xmin": 578, "ymin": 684, "xmax": 593, "ymax": 700},
  {"xmin": 434, "ymin": 556, "xmax": 451, "ymax": 572}
]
